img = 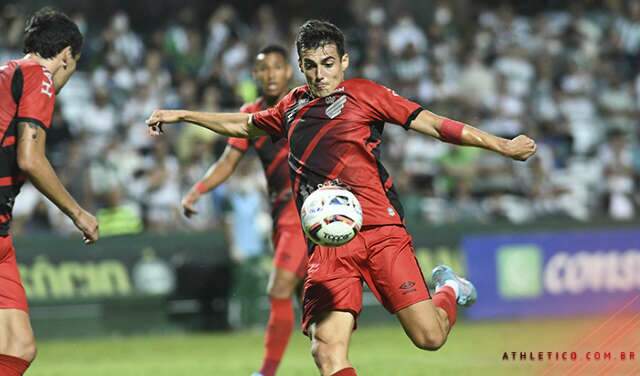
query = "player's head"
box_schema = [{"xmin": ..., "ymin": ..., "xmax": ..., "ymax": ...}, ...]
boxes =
[
  {"xmin": 296, "ymin": 20, "xmax": 349, "ymax": 98},
  {"xmin": 253, "ymin": 45, "xmax": 292, "ymax": 100},
  {"xmin": 23, "ymin": 8, "xmax": 83, "ymax": 92}
]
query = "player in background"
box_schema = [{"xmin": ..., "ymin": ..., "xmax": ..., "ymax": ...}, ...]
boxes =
[
  {"xmin": 146, "ymin": 20, "xmax": 536, "ymax": 376},
  {"xmin": 0, "ymin": 8, "xmax": 99, "ymax": 376},
  {"xmin": 181, "ymin": 45, "xmax": 305, "ymax": 376}
]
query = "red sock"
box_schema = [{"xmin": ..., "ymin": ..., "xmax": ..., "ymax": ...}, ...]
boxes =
[
  {"xmin": 432, "ymin": 286, "xmax": 457, "ymax": 328},
  {"xmin": 0, "ymin": 354, "xmax": 30, "ymax": 376},
  {"xmin": 259, "ymin": 297, "xmax": 294, "ymax": 376},
  {"xmin": 331, "ymin": 367, "xmax": 357, "ymax": 376}
]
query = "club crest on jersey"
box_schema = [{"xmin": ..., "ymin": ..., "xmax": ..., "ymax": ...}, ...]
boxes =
[{"xmin": 325, "ymin": 95, "xmax": 347, "ymax": 119}]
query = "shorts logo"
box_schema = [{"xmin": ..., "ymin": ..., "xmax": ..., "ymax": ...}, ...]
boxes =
[
  {"xmin": 400, "ymin": 281, "xmax": 415, "ymax": 290},
  {"xmin": 400, "ymin": 281, "xmax": 417, "ymax": 295}
]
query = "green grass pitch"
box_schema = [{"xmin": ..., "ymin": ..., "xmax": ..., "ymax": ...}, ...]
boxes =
[{"xmin": 29, "ymin": 317, "xmax": 639, "ymax": 375}]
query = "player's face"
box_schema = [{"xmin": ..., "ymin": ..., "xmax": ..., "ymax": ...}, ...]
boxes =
[
  {"xmin": 299, "ymin": 44, "xmax": 349, "ymax": 98},
  {"xmin": 53, "ymin": 47, "xmax": 80, "ymax": 94},
  {"xmin": 253, "ymin": 52, "xmax": 292, "ymax": 99}
]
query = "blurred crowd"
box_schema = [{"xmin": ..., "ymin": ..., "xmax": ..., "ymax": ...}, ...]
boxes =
[{"xmin": 1, "ymin": 0, "xmax": 640, "ymax": 247}]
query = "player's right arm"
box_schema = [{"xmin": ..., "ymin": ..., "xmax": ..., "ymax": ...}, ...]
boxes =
[
  {"xmin": 181, "ymin": 144, "xmax": 245, "ymax": 217},
  {"xmin": 145, "ymin": 110, "xmax": 267, "ymax": 138},
  {"xmin": 16, "ymin": 122, "xmax": 99, "ymax": 243},
  {"xmin": 146, "ymin": 89, "xmax": 295, "ymax": 139}
]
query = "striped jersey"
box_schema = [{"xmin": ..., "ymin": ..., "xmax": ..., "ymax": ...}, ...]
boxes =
[
  {"xmin": 227, "ymin": 97, "xmax": 297, "ymax": 227},
  {"xmin": 252, "ymin": 78, "xmax": 423, "ymax": 228},
  {"xmin": 0, "ymin": 59, "xmax": 56, "ymax": 235}
]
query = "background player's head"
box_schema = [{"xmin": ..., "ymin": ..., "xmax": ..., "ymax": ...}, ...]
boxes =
[
  {"xmin": 253, "ymin": 45, "xmax": 292, "ymax": 100},
  {"xmin": 23, "ymin": 7, "xmax": 84, "ymax": 93},
  {"xmin": 296, "ymin": 20, "xmax": 349, "ymax": 98}
]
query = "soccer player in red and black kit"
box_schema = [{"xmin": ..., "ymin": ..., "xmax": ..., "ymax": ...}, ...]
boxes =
[
  {"xmin": 0, "ymin": 8, "xmax": 99, "ymax": 376},
  {"xmin": 180, "ymin": 45, "xmax": 306, "ymax": 376},
  {"xmin": 147, "ymin": 20, "xmax": 536, "ymax": 376}
]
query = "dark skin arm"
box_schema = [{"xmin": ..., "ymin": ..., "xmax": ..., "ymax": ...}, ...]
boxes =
[{"xmin": 181, "ymin": 145, "xmax": 245, "ymax": 217}]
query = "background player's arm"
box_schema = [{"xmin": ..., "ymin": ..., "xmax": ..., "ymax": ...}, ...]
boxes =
[
  {"xmin": 146, "ymin": 110, "xmax": 267, "ymax": 138},
  {"xmin": 182, "ymin": 145, "xmax": 245, "ymax": 217},
  {"xmin": 16, "ymin": 122, "xmax": 99, "ymax": 243},
  {"xmin": 408, "ymin": 110, "xmax": 536, "ymax": 161}
]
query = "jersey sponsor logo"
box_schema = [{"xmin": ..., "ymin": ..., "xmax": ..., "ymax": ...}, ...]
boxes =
[
  {"xmin": 325, "ymin": 95, "xmax": 347, "ymax": 119},
  {"xmin": 286, "ymin": 98, "xmax": 309, "ymax": 123}
]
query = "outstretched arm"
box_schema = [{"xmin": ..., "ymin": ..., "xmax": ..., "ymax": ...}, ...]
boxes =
[
  {"xmin": 145, "ymin": 110, "xmax": 267, "ymax": 138},
  {"xmin": 408, "ymin": 110, "xmax": 536, "ymax": 161},
  {"xmin": 181, "ymin": 145, "xmax": 245, "ymax": 217},
  {"xmin": 16, "ymin": 122, "xmax": 99, "ymax": 243}
]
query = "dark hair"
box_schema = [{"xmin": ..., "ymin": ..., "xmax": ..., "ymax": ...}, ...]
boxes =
[
  {"xmin": 296, "ymin": 20, "xmax": 345, "ymax": 58},
  {"xmin": 23, "ymin": 8, "xmax": 83, "ymax": 58},
  {"xmin": 257, "ymin": 44, "xmax": 289, "ymax": 61}
]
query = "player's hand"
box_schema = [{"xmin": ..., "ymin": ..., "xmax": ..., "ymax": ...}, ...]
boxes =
[
  {"xmin": 503, "ymin": 135, "xmax": 537, "ymax": 161},
  {"xmin": 181, "ymin": 190, "xmax": 200, "ymax": 218},
  {"xmin": 145, "ymin": 110, "xmax": 185, "ymax": 136},
  {"xmin": 73, "ymin": 208, "xmax": 99, "ymax": 244}
]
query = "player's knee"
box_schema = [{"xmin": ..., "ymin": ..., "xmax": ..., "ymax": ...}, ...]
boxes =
[
  {"xmin": 311, "ymin": 339, "xmax": 348, "ymax": 372},
  {"xmin": 410, "ymin": 329, "xmax": 446, "ymax": 351},
  {"xmin": 23, "ymin": 342, "xmax": 37, "ymax": 363},
  {"xmin": 12, "ymin": 335, "xmax": 37, "ymax": 362}
]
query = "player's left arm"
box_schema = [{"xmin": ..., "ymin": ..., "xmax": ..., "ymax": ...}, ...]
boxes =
[{"xmin": 408, "ymin": 110, "xmax": 537, "ymax": 161}]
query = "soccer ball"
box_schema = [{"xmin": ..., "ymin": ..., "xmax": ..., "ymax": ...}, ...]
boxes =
[{"xmin": 300, "ymin": 186, "xmax": 363, "ymax": 247}]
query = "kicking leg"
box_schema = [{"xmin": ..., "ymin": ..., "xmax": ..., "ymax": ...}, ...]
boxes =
[
  {"xmin": 397, "ymin": 265, "xmax": 476, "ymax": 351},
  {"xmin": 361, "ymin": 226, "xmax": 475, "ymax": 352},
  {"xmin": 396, "ymin": 299, "xmax": 450, "ymax": 350}
]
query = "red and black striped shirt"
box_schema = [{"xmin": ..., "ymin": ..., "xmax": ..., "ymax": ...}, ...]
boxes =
[
  {"xmin": 0, "ymin": 59, "xmax": 56, "ymax": 235},
  {"xmin": 227, "ymin": 98, "xmax": 297, "ymax": 227},
  {"xmin": 252, "ymin": 78, "xmax": 423, "ymax": 228}
]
